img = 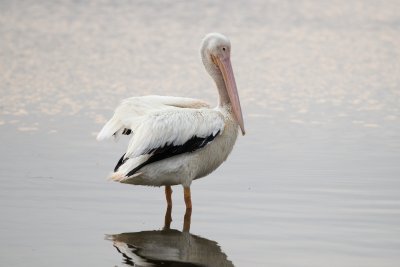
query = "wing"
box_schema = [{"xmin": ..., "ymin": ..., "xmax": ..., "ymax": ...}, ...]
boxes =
[
  {"xmin": 96, "ymin": 95, "xmax": 210, "ymax": 141},
  {"xmin": 111, "ymin": 108, "xmax": 224, "ymax": 177},
  {"xmin": 124, "ymin": 108, "xmax": 224, "ymax": 159},
  {"xmin": 118, "ymin": 129, "xmax": 221, "ymax": 177}
]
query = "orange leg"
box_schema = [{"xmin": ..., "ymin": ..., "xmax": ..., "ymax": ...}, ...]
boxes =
[
  {"xmin": 165, "ymin": 185, "xmax": 173, "ymax": 207},
  {"xmin": 183, "ymin": 207, "xmax": 192, "ymax": 232},
  {"xmin": 184, "ymin": 187, "xmax": 192, "ymax": 210},
  {"xmin": 163, "ymin": 205, "xmax": 172, "ymax": 230}
]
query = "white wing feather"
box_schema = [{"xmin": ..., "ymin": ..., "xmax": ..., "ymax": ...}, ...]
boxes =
[
  {"xmin": 97, "ymin": 94, "xmax": 224, "ymax": 158},
  {"xmin": 125, "ymin": 108, "xmax": 224, "ymax": 158},
  {"xmin": 96, "ymin": 95, "xmax": 210, "ymax": 141}
]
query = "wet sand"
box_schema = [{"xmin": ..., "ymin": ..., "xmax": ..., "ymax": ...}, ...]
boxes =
[{"xmin": 1, "ymin": 0, "xmax": 400, "ymax": 266}]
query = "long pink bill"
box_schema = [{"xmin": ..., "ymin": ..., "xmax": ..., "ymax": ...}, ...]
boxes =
[{"xmin": 215, "ymin": 56, "xmax": 245, "ymax": 135}]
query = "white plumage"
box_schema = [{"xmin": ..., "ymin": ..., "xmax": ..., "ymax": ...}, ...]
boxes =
[
  {"xmin": 97, "ymin": 95, "xmax": 224, "ymax": 158},
  {"xmin": 97, "ymin": 33, "xmax": 245, "ymax": 209},
  {"xmin": 97, "ymin": 95, "xmax": 210, "ymax": 141}
]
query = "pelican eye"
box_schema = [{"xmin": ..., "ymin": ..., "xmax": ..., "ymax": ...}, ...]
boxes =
[{"xmin": 222, "ymin": 47, "xmax": 226, "ymax": 51}]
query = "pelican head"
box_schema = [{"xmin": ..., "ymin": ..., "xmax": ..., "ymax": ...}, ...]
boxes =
[{"xmin": 201, "ymin": 33, "xmax": 245, "ymax": 135}]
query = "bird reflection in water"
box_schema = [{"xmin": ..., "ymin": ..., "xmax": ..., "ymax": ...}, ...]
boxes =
[{"xmin": 107, "ymin": 208, "xmax": 234, "ymax": 267}]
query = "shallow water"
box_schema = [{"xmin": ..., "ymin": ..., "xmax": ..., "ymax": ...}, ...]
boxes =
[{"xmin": 1, "ymin": 0, "xmax": 400, "ymax": 266}]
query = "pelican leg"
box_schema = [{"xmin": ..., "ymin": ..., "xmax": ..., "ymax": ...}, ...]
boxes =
[
  {"xmin": 183, "ymin": 187, "xmax": 192, "ymax": 210},
  {"xmin": 165, "ymin": 185, "xmax": 173, "ymax": 207},
  {"xmin": 183, "ymin": 208, "xmax": 192, "ymax": 232},
  {"xmin": 163, "ymin": 205, "xmax": 172, "ymax": 230}
]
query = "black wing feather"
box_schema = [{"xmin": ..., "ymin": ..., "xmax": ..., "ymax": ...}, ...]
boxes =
[
  {"xmin": 115, "ymin": 131, "xmax": 220, "ymax": 177},
  {"xmin": 114, "ymin": 153, "xmax": 128, "ymax": 172}
]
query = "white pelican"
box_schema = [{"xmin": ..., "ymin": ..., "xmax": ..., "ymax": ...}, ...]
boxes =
[{"xmin": 97, "ymin": 33, "xmax": 245, "ymax": 209}]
